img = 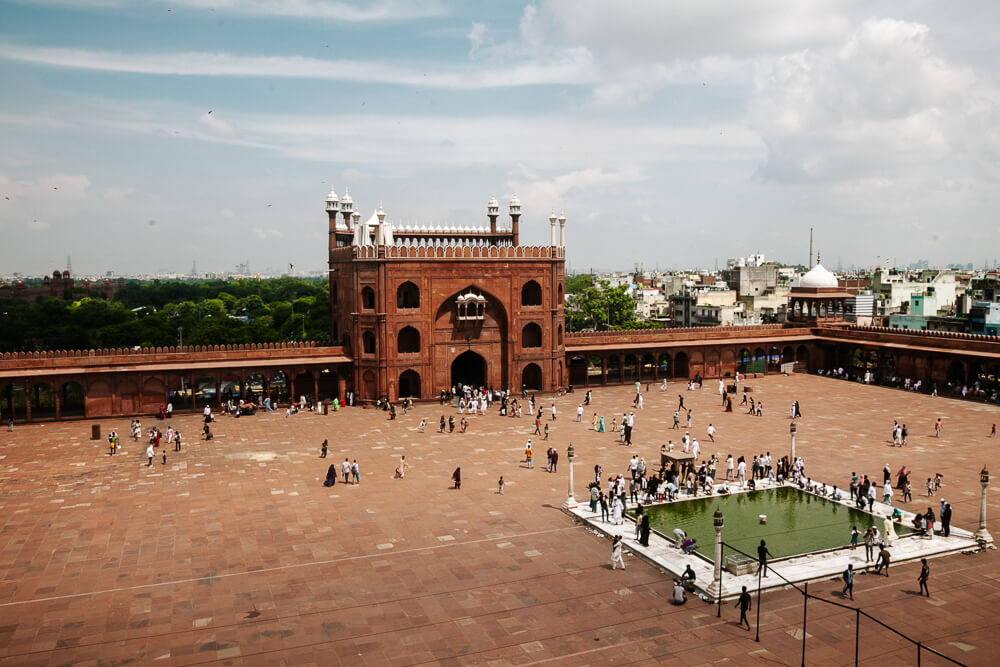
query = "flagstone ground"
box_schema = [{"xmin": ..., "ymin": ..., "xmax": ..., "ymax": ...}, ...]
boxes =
[{"xmin": 0, "ymin": 374, "xmax": 998, "ymax": 665}]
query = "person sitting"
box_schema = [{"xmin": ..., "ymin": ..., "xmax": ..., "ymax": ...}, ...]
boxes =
[
  {"xmin": 831, "ymin": 486, "xmax": 842, "ymax": 501},
  {"xmin": 891, "ymin": 507, "xmax": 903, "ymax": 522},
  {"xmin": 681, "ymin": 538, "xmax": 698, "ymax": 554},
  {"xmin": 202, "ymin": 424, "xmax": 213, "ymax": 440},
  {"xmin": 672, "ymin": 580, "xmax": 688, "ymax": 605},
  {"xmin": 681, "ymin": 564, "xmax": 697, "ymax": 592},
  {"xmin": 747, "ymin": 478, "xmax": 756, "ymax": 491}
]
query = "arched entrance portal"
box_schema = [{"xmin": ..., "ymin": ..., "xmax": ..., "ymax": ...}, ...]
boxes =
[{"xmin": 452, "ymin": 350, "xmax": 487, "ymax": 388}]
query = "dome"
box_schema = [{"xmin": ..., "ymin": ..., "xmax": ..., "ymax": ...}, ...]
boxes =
[{"xmin": 799, "ymin": 263, "xmax": 839, "ymax": 289}]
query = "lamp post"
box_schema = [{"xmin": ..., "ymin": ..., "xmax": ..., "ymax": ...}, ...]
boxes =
[
  {"xmin": 789, "ymin": 421, "xmax": 797, "ymax": 469},
  {"xmin": 177, "ymin": 326, "xmax": 183, "ymax": 349},
  {"xmin": 563, "ymin": 443, "xmax": 577, "ymax": 509},
  {"xmin": 975, "ymin": 466, "xmax": 993, "ymax": 546},
  {"xmin": 714, "ymin": 508, "xmax": 723, "ymax": 616}
]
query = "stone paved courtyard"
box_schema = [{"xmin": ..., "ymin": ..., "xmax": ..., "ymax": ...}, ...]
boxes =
[{"xmin": 1, "ymin": 374, "xmax": 999, "ymax": 665}]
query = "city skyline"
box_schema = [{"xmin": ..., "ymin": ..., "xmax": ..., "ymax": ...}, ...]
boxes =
[{"xmin": 2, "ymin": 1, "xmax": 999, "ymax": 275}]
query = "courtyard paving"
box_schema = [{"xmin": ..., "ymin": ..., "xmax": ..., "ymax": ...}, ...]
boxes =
[{"xmin": 0, "ymin": 374, "xmax": 998, "ymax": 665}]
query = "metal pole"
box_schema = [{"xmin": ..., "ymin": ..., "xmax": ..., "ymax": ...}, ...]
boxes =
[
  {"xmin": 801, "ymin": 582, "xmax": 808, "ymax": 667},
  {"xmin": 755, "ymin": 564, "xmax": 762, "ymax": 641}
]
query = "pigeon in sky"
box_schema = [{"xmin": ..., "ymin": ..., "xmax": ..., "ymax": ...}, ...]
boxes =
[{"xmin": 208, "ymin": 110, "xmax": 212, "ymax": 114}]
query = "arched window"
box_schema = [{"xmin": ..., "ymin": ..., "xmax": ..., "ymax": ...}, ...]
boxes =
[
  {"xmin": 361, "ymin": 286, "xmax": 375, "ymax": 310},
  {"xmin": 557, "ymin": 282, "xmax": 564, "ymax": 305},
  {"xmin": 521, "ymin": 280, "xmax": 542, "ymax": 306},
  {"xmin": 397, "ymin": 326, "xmax": 420, "ymax": 353},
  {"xmin": 522, "ymin": 322, "xmax": 542, "ymax": 348},
  {"xmin": 397, "ymin": 281, "xmax": 419, "ymax": 309},
  {"xmin": 331, "ymin": 281, "xmax": 338, "ymax": 304},
  {"xmin": 362, "ymin": 330, "xmax": 376, "ymax": 354},
  {"xmin": 557, "ymin": 324, "xmax": 563, "ymax": 345}
]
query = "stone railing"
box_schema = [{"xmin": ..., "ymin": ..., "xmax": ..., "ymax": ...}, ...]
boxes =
[
  {"xmin": 565, "ymin": 324, "xmax": 813, "ymax": 348},
  {"xmin": 817, "ymin": 325, "xmax": 1000, "ymax": 354},
  {"xmin": 336, "ymin": 245, "xmax": 564, "ymax": 260},
  {"xmin": 0, "ymin": 342, "xmax": 349, "ymax": 371}
]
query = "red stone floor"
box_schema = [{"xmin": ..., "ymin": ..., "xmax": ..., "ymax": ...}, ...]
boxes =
[{"xmin": 1, "ymin": 374, "xmax": 998, "ymax": 665}]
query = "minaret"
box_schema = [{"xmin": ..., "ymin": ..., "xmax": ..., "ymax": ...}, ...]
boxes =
[
  {"xmin": 549, "ymin": 210, "xmax": 558, "ymax": 247},
  {"xmin": 487, "ymin": 195, "xmax": 499, "ymax": 234},
  {"xmin": 340, "ymin": 188, "xmax": 354, "ymax": 230},
  {"xmin": 558, "ymin": 212, "xmax": 566, "ymax": 248},
  {"xmin": 326, "ymin": 185, "xmax": 340, "ymax": 248},
  {"xmin": 509, "ymin": 194, "xmax": 521, "ymax": 245}
]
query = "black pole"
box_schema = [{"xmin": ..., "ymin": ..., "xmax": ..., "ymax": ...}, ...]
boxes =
[
  {"xmin": 755, "ymin": 563, "xmax": 762, "ymax": 642},
  {"xmin": 801, "ymin": 582, "xmax": 808, "ymax": 667},
  {"xmin": 855, "ymin": 608, "xmax": 860, "ymax": 666},
  {"xmin": 917, "ymin": 642, "xmax": 922, "ymax": 667}
]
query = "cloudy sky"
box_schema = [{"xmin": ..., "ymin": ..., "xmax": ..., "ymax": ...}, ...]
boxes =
[{"xmin": 1, "ymin": 0, "xmax": 998, "ymax": 275}]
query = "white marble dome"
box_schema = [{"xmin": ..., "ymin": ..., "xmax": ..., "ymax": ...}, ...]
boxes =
[{"xmin": 799, "ymin": 263, "xmax": 839, "ymax": 289}]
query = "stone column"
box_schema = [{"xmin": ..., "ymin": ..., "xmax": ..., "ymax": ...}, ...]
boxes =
[
  {"xmin": 713, "ymin": 509, "xmax": 723, "ymax": 586},
  {"xmin": 976, "ymin": 467, "xmax": 994, "ymax": 545},
  {"xmin": 563, "ymin": 443, "xmax": 577, "ymax": 509}
]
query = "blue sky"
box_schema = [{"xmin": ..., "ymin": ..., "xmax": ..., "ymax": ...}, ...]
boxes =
[{"xmin": 1, "ymin": 0, "xmax": 998, "ymax": 275}]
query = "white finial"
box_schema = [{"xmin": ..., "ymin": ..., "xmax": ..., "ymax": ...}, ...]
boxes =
[
  {"xmin": 558, "ymin": 211, "xmax": 566, "ymax": 223},
  {"xmin": 549, "ymin": 210, "xmax": 558, "ymax": 223}
]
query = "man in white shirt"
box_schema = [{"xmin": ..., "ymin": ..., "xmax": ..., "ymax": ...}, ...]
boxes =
[
  {"xmin": 707, "ymin": 424, "xmax": 716, "ymax": 442},
  {"xmin": 738, "ymin": 458, "xmax": 747, "ymax": 487},
  {"xmin": 576, "ymin": 404, "xmax": 583, "ymax": 421},
  {"xmin": 691, "ymin": 438, "xmax": 701, "ymax": 460}
]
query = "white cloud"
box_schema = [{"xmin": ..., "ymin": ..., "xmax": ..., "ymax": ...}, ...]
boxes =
[
  {"xmin": 219, "ymin": 208, "xmax": 234, "ymax": 217},
  {"xmin": 22, "ymin": 0, "xmax": 448, "ymax": 21},
  {"xmin": 253, "ymin": 227, "xmax": 282, "ymax": 239},
  {"xmin": 0, "ymin": 44, "xmax": 597, "ymax": 90},
  {"xmin": 467, "ymin": 22, "xmax": 487, "ymax": 58},
  {"xmin": 749, "ymin": 17, "xmax": 991, "ymax": 185},
  {"xmin": 198, "ymin": 111, "xmax": 235, "ymax": 136}
]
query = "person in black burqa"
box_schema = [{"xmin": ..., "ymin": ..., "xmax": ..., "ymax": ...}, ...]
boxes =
[
  {"xmin": 323, "ymin": 464, "xmax": 337, "ymax": 487},
  {"xmin": 639, "ymin": 511, "xmax": 651, "ymax": 546},
  {"xmin": 452, "ymin": 467, "xmax": 461, "ymax": 489}
]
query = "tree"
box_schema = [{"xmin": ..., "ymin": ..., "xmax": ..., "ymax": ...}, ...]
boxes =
[
  {"xmin": 564, "ymin": 274, "xmax": 594, "ymax": 294},
  {"xmin": 564, "ymin": 281, "xmax": 636, "ymax": 331}
]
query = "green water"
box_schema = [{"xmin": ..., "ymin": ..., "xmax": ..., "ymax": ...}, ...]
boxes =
[{"xmin": 633, "ymin": 486, "xmax": 913, "ymax": 562}]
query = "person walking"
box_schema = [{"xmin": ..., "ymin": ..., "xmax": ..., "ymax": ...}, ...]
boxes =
[
  {"xmin": 599, "ymin": 491, "xmax": 609, "ymax": 522},
  {"xmin": 842, "ymin": 564, "xmax": 854, "ymax": 600},
  {"xmin": 145, "ymin": 443, "xmax": 154, "ymax": 467},
  {"xmin": 874, "ymin": 546, "xmax": 891, "ymax": 577},
  {"xmin": 498, "ymin": 475, "xmax": 504, "ymax": 495},
  {"xmin": 551, "ymin": 404, "xmax": 557, "ymax": 421},
  {"xmin": 707, "ymin": 423, "xmax": 716, "ymax": 443},
  {"xmin": 534, "ymin": 415, "xmax": 542, "ymax": 435},
  {"xmin": 757, "ymin": 539, "xmax": 774, "ymax": 577},
  {"xmin": 341, "ymin": 458, "xmax": 351, "ymax": 484},
  {"xmin": 935, "ymin": 418, "xmax": 943, "ymax": 437},
  {"xmin": 351, "ymin": 459, "xmax": 360, "ymax": 484},
  {"xmin": 320, "ymin": 439, "xmax": 328, "ymax": 458},
  {"xmin": 524, "ymin": 440, "xmax": 533, "ymax": 469},
  {"xmin": 611, "ymin": 535, "xmax": 625, "ymax": 570},
  {"xmin": 918, "ymin": 558, "xmax": 930, "ymax": 596},
  {"xmin": 735, "ymin": 586, "xmax": 752, "ymax": 630}
]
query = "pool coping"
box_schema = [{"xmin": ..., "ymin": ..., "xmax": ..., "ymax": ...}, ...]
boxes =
[{"xmin": 565, "ymin": 480, "xmax": 981, "ymax": 600}]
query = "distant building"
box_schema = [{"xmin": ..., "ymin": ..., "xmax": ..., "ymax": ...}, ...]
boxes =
[
  {"xmin": 970, "ymin": 302, "xmax": 1000, "ymax": 336},
  {"xmin": 0, "ymin": 270, "xmax": 124, "ymax": 303}
]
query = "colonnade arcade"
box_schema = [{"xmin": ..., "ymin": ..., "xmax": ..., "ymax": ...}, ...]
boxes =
[
  {"xmin": 0, "ymin": 365, "xmax": 350, "ymax": 423},
  {"xmin": 567, "ymin": 344, "xmax": 813, "ymax": 387}
]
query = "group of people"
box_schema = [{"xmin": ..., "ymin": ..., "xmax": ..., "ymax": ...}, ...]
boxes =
[{"xmin": 324, "ymin": 457, "xmax": 361, "ymax": 487}]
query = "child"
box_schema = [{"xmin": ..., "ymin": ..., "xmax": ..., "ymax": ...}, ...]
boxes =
[
  {"xmin": 926, "ymin": 477, "xmax": 934, "ymax": 496},
  {"xmin": 498, "ymin": 476, "xmax": 504, "ymax": 495},
  {"xmin": 934, "ymin": 473, "xmax": 942, "ymax": 490},
  {"xmin": 543, "ymin": 423, "xmax": 550, "ymax": 440},
  {"xmin": 418, "ymin": 418, "xmax": 426, "ymax": 433},
  {"xmin": 850, "ymin": 526, "xmax": 859, "ymax": 550}
]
